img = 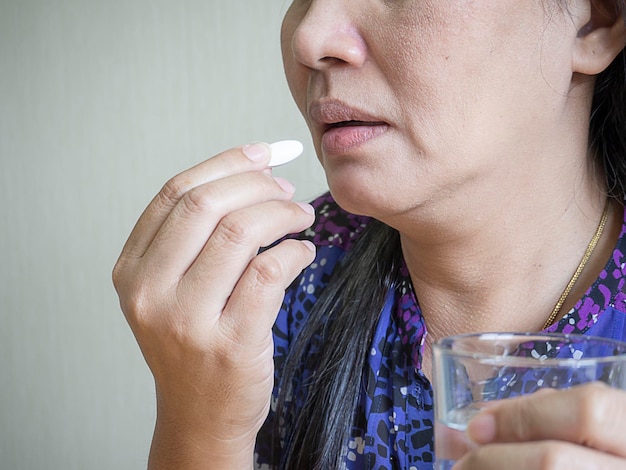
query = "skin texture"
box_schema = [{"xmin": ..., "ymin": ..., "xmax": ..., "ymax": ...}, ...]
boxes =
[
  {"xmin": 113, "ymin": 143, "xmax": 316, "ymax": 469},
  {"xmin": 282, "ymin": 0, "xmax": 587, "ymax": 220},
  {"xmin": 113, "ymin": 0, "xmax": 626, "ymax": 468},
  {"xmin": 280, "ymin": 0, "xmax": 626, "ymax": 467},
  {"xmin": 281, "ymin": 0, "xmax": 625, "ymax": 341},
  {"xmin": 284, "ymin": 0, "xmax": 603, "ymax": 328},
  {"xmin": 455, "ymin": 383, "xmax": 626, "ymax": 469}
]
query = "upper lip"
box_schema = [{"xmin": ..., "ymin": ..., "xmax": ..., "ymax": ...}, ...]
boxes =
[{"xmin": 308, "ymin": 100, "xmax": 387, "ymax": 131}]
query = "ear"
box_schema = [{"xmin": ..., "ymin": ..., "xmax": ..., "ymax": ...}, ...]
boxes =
[{"xmin": 573, "ymin": 0, "xmax": 626, "ymax": 75}]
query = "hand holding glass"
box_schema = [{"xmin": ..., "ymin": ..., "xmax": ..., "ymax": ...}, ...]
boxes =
[{"xmin": 432, "ymin": 333, "xmax": 626, "ymax": 469}]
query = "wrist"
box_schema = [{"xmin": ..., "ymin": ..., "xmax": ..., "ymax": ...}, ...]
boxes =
[{"xmin": 149, "ymin": 411, "xmax": 257, "ymax": 470}]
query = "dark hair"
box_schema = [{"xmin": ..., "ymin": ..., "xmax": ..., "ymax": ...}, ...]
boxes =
[
  {"xmin": 277, "ymin": 220, "xmax": 401, "ymax": 469},
  {"xmin": 276, "ymin": 5, "xmax": 626, "ymax": 469},
  {"xmin": 590, "ymin": 1, "xmax": 626, "ymax": 200}
]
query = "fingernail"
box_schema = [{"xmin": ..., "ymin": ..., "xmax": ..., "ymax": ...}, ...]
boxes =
[
  {"xmin": 274, "ymin": 177, "xmax": 295, "ymax": 194},
  {"xmin": 242, "ymin": 142, "xmax": 270, "ymax": 163},
  {"xmin": 467, "ymin": 412, "xmax": 496, "ymax": 444},
  {"xmin": 296, "ymin": 202, "xmax": 315, "ymax": 215}
]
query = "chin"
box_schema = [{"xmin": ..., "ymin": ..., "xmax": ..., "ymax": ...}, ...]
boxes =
[
  {"xmin": 321, "ymin": 150, "xmax": 424, "ymax": 220},
  {"xmin": 328, "ymin": 182, "xmax": 391, "ymax": 219}
]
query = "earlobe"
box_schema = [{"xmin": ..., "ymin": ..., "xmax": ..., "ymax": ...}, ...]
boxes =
[{"xmin": 573, "ymin": 4, "xmax": 626, "ymax": 76}]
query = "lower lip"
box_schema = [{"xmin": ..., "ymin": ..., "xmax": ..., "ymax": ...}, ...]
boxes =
[{"xmin": 321, "ymin": 124, "xmax": 389, "ymax": 153}]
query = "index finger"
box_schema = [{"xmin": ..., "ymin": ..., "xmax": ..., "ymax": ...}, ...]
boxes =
[
  {"xmin": 467, "ymin": 383, "xmax": 626, "ymax": 457},
  {"xmin": 119, "ymin": 143, "xmax": 271, "ymax": 261}
]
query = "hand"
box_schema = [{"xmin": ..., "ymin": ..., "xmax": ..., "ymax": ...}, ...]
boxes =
[
  {"xmin": 112, "ymin": 143, "xmax": 316, "ymax": 467},
  {"xmin": 454, "ymin": 383, "xmax": 626, "ymax": 469}
]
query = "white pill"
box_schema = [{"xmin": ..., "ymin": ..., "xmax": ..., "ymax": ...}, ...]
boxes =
[{"xmin": 269, "ymin": 140, "xmax": 304, "ymax": 167}]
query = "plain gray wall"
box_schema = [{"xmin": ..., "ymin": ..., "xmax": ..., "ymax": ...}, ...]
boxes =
[{"xmin": 0, "ymin": 1, "xmax": 327, "ymax": 468}]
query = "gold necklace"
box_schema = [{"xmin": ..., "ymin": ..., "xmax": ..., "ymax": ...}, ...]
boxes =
[{"xmin": 542, "ymin": 199, "xmax": 610, "ymax": 329}]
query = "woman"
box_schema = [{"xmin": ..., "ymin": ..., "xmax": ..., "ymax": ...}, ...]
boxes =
[{"xmin": 113, "ymin": 0, "xmax": 626, "ymax": 468}]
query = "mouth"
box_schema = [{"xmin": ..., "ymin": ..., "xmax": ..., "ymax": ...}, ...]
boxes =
[
  {"xmin": 328, "ymin": 120, "xmax": 384, "ymax": 129},
  {"xmin": 321, "ymin": 120, "xmax": 389, "ymax": 153},
  {"xmin": 309, "ymin": 100, "xmax": 389, "ymax": 152}
]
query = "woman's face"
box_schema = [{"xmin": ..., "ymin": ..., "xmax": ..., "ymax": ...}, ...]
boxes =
[{"xmin": 281, "ymin": 0, "xmax": 584, "ymax": 221}]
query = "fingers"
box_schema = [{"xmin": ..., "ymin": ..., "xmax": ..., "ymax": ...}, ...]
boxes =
[
  {"xmin": 118, "ymin": 142, "xmax": 272, "ymax": 263},
  {"xmin": 113, "ymin": 139, "xmax": 316, "ymax": 352},
  {"xmin": 221, "ymin": 238, "xmax": 316, "ymax": 342},
  {"xmin": 466, "ymin": 383, "xmax": 626, "ymax": 457},
  {"xmin": 454, "ymin": 441, "xmax": 626, "ymax": 470},
  {"xmin": 112, "ymin": 142, "xmax": 317, "ymax": 459},
  {"xmin": 180, "ymin": 199, "xmax": 316, "ymax": 315},
  {"xmin": 141, "ymin": 171, "xmax": 297, "ymax": 279}
]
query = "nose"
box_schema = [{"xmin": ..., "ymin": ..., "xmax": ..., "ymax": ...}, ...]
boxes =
[{"xmin": 288, "ymin": 2, "xmax": 367, "ymax": 70}]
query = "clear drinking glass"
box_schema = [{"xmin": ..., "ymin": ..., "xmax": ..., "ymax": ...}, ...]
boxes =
[{"xmin": 432, "ymin": 333, "xmax": 626, "ymax": 470}]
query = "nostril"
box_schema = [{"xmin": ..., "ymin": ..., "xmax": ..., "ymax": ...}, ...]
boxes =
[{"xmin": 287, "ymin": 7, "xmax": 367, "ymax": 70}]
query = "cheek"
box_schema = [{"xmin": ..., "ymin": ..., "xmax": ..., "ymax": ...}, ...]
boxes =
[{"xmin": 378, "ymin": 4, "xmax": 567, "ymax": 146}]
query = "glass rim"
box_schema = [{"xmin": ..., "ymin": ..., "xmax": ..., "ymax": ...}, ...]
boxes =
[{"xmin": 433, "ymin": 332, "xmax": 626, "ymax": 367}]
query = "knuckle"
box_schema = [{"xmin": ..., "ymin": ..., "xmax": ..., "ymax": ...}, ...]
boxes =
[
  {"xmin": 118, "ymin": 280, "xmax": 154, "ymax": 327},
  {"xmin": 159, "ymin": 175, "xmax": 188, "ymax": 206},
  {"xmin": 180, "ymin": 185, "xmax": 217, "ymax": 215},
  {"xmin": 248, "ymin": 254, "xmax": 285, "ymax": 287},
  {"xmin": 112, "ymin": 250, "xmax": 145, "ymax": 289},
  {"xmin": 111, "ymin": 260, "xmax": 158, "ymax": 331},
  {"xmin": 215, "ymin": 213, "xmax": 255, "ymax": 247}
]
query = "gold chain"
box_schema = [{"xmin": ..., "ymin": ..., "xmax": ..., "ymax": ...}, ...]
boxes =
[{"xmin": 542, "ymin": 199, "xmax": 610, "ymax": 329}]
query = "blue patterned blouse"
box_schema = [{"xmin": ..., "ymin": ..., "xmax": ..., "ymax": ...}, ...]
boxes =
[{"xmin": 255, "ymin": 193, "xmax": 626, "ymax": 469}]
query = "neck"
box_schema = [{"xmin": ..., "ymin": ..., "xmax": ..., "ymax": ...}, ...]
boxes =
[{"xmin": 388, "ymin": 179, "xmax": 619, "ymax": 342}]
